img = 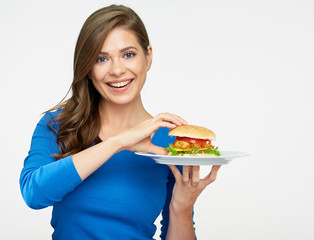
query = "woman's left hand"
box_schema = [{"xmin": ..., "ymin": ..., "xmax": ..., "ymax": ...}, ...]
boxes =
[{"xmin": 167, "ymin": 165, "xmax": 221, "ymax": 214}]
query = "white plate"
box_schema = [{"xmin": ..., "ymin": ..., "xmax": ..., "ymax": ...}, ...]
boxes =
[{"xmin": 135, "ymin": 151, "xmax": 249, "ymax": 165}]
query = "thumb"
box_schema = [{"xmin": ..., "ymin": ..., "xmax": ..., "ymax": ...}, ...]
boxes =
[{"xmin": 148, "ymin": 144, "xmax": 169, "ymax": 155}]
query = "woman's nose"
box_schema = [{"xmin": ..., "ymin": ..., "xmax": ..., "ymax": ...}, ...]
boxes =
[{"xmin": 109, "ymin": 59, "xmax": 126, "ymax": 76}]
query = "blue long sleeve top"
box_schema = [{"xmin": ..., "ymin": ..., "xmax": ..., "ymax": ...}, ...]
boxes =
[{"xmin": 19, "ymin": 110, "xmax": 182, "ymax": 240}]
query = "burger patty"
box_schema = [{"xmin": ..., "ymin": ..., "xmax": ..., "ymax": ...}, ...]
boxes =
[{"xmin": 173, "ymin": 140, "xmax": 214, "ymax": 150}]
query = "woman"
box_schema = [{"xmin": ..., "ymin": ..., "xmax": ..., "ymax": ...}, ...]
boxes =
[{"xmin": 20, "ymin": 5, "xmax": 220, "ymax": 240}]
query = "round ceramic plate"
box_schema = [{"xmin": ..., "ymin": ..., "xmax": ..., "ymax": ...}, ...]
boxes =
[{"xmin": 135, "ymin": 151, "xmax": 249, "ymax": 165}]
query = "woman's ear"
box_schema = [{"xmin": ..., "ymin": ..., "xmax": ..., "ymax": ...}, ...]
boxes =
[{"xmin": 146, "ymin": 45, "xmax": 153, "ymax": 71}]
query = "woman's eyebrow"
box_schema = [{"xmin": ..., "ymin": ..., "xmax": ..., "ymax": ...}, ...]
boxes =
[
  {"xmin": 99, "ymin": 46, "xmax": 139, "ymax": 55},
  {"xmin": 120, "ymin": 46, "xmax": 139, "ymax": 52}
]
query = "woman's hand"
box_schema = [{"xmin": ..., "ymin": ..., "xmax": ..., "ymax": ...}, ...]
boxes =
[
  {"xmin": 72, "ymin": 112, "xmax": 186, "ymax": 181},
  {"xmin": 114, "ymin": 112, "xmax": 187, "ymax": 155},
  {"xmin": 167, "ymin": 165, "xmax": 221, "ymax": 214},
  {"xmin": 166, "ymin": 165, "xmax": 221, "ymax": 239}
]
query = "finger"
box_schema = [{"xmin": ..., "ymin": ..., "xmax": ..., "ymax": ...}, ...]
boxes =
[
  {"xmin": 182, "ymin": 166, "xmax": 191, "ymax": 185},
  {"xmin": 191, "ymin": 165, "xmax": 200, "ymax": 187},
  {"xmin": 147, "ymin": 144, "xmax": 169, "ymax": 155},
  {"xmin": 167, "ymin": 165, "xmax": 182, "ymax": 181},
  {"xmin": 164, "ymin": 113, "xmax": 188, "ymax": 125},
  {"xmin": 156, "ymin": 113, "xmax": 188, "ymax": 126},
  {"xmin": 202, "ymin": 165, "xmax": 221, "ymax": 186},
  {"xmin": 156, "ymin": 121, "xmax": 177, "ymax": 130},
  {"xmin": 158, "ymin": 112, "xmax": 186, "ymax": 125}
]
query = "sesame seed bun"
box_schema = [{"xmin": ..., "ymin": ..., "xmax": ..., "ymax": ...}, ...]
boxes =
[{"xmin": 168, "ymin": 125, "xmax": 216, "ymax": 141}]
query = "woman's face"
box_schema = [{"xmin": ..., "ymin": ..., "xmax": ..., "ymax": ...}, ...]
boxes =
[{"xmin": 89, "ymin": 27, "xmax": 152, "ymax": 106}]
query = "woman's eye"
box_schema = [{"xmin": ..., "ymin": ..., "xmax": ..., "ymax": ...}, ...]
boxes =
[
  {"xmin": 97, "ymin": 57, "xmax": 107, "ymax": 63},
  {"xmin": 124, "ymin": 52, "xmax": 135, "ymax": 59}
]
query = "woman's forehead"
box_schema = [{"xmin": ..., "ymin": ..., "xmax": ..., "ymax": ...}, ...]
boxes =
[{"xmin": 100, "ymin": 28, "xmax": 142, "ymax": 53}]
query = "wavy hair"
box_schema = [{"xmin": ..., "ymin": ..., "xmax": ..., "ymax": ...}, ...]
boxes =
[{"xmin": 47, "ymin": 5, "xmax": 150, "ymax": 159}]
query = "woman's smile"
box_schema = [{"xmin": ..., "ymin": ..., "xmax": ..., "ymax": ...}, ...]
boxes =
[
  {"xmin": 106, "ymin": 79, "xmax": 134, "ymax": 88},
  {"xmin": 105, "ymin": 78, "xmax": 134, "ymax": 93}
]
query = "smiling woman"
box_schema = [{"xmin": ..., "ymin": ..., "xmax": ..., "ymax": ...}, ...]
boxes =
[
  {"xmin": 44, "ymin": 5, "xmax": 153, "ymax": 160},
  {"xmin": 19, "ymin": 4, "xmax": 221, "ymax": 240}
]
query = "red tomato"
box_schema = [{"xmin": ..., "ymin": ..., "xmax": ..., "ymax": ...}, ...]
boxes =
[{"xmin": 176, "ymin": 136, "xmax": 211, "ymax": 145}]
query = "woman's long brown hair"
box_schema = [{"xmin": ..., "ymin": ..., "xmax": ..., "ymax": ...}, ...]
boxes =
[{"xmin": 47, "ymin": 5, "xmax": 150, "ymax": 159}]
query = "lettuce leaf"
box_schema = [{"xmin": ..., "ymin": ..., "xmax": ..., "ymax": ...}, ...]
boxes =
[{"xmin": 165, "ymin": 145, "xmax": 221, "ymax": 156}]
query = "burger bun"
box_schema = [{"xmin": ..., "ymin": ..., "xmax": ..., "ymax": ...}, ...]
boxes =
[{"xmin": 169, "ymin": 125, "xmax": 216, "ymax": 141}]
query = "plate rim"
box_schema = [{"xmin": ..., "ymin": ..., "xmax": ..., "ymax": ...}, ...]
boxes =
[
  {"xmin": 135, "ymin": 150, "xmax": 249, "ymax": 159},
  {"xmin": 134, "ymin": 150, "xmax": 249, "ymax": 165}
]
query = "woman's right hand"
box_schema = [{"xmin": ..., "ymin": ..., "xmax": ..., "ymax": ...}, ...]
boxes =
[
  {"xmin": 73, "ymin": 113, "xmax": 186, "ymax": 180},
  {"xmin": 113, "ymin": 113, "xmax": 187, "ymax": 155}
]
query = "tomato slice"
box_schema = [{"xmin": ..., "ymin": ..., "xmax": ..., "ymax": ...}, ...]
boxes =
[{"xmin": 175, "ymin": 136, "xmax": 211, "ymax": 145}]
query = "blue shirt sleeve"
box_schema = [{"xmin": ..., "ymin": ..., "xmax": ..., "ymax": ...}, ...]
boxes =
[{"xmin": 19, "ymin": 112, "xmax": 82, "ymax": 209}]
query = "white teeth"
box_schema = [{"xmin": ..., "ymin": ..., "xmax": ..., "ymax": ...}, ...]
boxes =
[{"xmin": 108, "ymin": 80, "xmax": 132, "ymax": 88}]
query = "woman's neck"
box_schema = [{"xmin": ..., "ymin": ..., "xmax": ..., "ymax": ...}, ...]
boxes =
[{"xmin": 98, "ymin": 96, "xmax": 152, "ymax": 139}]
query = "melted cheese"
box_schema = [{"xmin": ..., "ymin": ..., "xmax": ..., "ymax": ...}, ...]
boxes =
[{"xmin": 173, "ymin": 147, "xmax": 209, "ymax": 152}]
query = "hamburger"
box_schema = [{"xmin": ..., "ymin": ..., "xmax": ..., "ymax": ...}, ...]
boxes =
[{"xmin": 165, "ymin": 125, "xmax": 220, "ymax": 156}]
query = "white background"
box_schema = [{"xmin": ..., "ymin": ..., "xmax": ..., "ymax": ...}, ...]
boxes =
[{"xmin": 1, "ymin": 0, "xmax": 313, "ymax": 239}]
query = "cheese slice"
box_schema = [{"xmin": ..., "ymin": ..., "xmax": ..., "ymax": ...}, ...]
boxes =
[{"xmin": 173, "ymin": 147, "xmax": 209, "ymax": 152}]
